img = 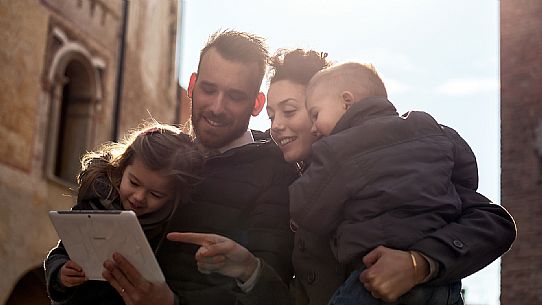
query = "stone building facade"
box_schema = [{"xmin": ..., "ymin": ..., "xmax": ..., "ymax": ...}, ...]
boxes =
[
  {"xmin": 0, "ymin": 0, "xmax": 186, "ymax": 303},
  {"xmin": 500, "ymin": 0, "xmax": 542, "ymax": 304}
]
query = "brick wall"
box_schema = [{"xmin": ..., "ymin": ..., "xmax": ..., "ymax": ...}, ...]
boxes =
[{"xmin": 500, "ymin": 0, "xmax": 542, "ymax": 304}]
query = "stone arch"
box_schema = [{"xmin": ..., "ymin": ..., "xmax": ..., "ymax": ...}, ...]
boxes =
[
  {"xmin": 45, "ymin": 31, "xmax": 105, "ymax": 185},
  {"xmin": 47, "ymin": 39, "xmax": 103, "ymax": 101}
]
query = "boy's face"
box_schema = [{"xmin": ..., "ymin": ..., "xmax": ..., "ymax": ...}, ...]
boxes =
[{"xmin": 306, "ymin": 86, "xmax": 347, "ymax": 137}]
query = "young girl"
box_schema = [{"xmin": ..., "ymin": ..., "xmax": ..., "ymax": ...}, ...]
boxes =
[{"xmin": 44, "ymin": 123, "xmax": 203, "ymax": 305}]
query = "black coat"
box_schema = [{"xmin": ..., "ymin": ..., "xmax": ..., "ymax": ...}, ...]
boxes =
[{"xmin": 156, "ymin": 131, "xmax": 298, "ymax": 305}]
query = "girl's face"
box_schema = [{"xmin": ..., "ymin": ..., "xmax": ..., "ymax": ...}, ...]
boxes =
[
  {"xmin": 267, "ymin": 80, "xmax": 320, "ymax": 163},
  {"xmin": 119, "ymin": 156, "xmax": 174, "ymax": 216}
]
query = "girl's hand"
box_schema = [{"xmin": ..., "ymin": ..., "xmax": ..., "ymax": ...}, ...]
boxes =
[{"xmin": 60, "ymin": 260, "xmax": 87, "ymax": 287}]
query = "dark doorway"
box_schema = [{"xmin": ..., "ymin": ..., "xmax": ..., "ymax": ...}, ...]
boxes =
[{"xmin": 6, "ymin": 267, "xmax": 50, "ymax": 305}]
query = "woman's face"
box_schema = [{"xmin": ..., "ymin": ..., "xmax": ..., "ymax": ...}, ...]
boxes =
[{"xmin": 267, "ymin": 80, "xmax": 319, "ymax": 162}]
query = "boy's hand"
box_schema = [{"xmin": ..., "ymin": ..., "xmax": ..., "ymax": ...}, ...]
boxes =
[{"xmin": 60, "ymin": 260, "xmax": 87, "ymax": 287}]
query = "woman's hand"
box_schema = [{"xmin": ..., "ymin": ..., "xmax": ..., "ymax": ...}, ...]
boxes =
[
  {"xmin": 359, "ymin": 246, "xmax": 429, "ymax": 302},
  {"xmin": 60, "ymin": 260, "xmax": 87, "ymax": 287},
  {"xmin": 167, "ymin": 232, "xmax": 259, "ymax": 282},
  {"xmin": 102, "ymin": 253, "xmax": 174, "ymax": 305}
]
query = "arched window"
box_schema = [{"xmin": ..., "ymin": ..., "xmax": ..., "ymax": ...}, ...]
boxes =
[
  {"xmin": 45, "ymin": 28, "xmax": 103, "ymax": 186},
  {"xmin": 53, "ymin": 60, "xmax": 94, "ymax": 183}
]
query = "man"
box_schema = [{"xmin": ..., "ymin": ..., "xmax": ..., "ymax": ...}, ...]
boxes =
[{"xmin": 103, "ymin": 30, "xmax": 297, "ymax": 305}]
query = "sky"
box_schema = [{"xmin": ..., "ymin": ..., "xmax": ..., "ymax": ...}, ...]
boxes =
[{"xmin": 176, "ymin": 1, "xmax": 501, "ymax": 304}]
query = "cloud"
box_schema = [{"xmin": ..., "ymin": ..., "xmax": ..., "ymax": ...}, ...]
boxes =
[{"xmin": 435, "ymin": 77, "xmax": 499, "ymax": 96}]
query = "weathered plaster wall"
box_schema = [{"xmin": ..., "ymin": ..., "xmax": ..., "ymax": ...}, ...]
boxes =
[
  {"xmin": 119, "ymin": 0, "xmax": 178, "ymax": 133},
  {"xmin": 0, "ymin": 0, "xmax": 48, "ymax": 172},
  {"xmin": 0, "ymin": 0, "xmax": 180, "ymax": 302}
]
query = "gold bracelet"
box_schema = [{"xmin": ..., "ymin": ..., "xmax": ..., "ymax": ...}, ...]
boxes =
[{"xmin": 409, "ymin": 250, "xmax": 418, "ymax": 280}]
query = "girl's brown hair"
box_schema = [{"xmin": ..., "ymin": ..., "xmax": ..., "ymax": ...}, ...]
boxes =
[{"xmin": 77, "ymin": 122, "xmax": 203, "ymax": 208}]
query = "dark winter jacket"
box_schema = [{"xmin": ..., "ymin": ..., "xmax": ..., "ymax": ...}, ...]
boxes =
[
  {"xmin": 291, "ymin": 97, "xmax": 462, "ymax": 263},
  {"xmin": 289, "ymin": 97, "xmax": 516, "ymax": 305},
  {"xmin": 156, "ymin": 130, "xmax": 297, "ymax": 305},
  {"xmin": 44, "ymin": 170, "xmax": 169, "ymax": 305}
]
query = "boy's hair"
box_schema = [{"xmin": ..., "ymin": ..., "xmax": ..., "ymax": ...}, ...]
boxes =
[
  {"xmin": 77, "ymin": 122, "xmax": 203, "ymax": 207},
  {"xmin": 268, "ymin": 48, "xmax": 332, "ymax": 86},
  {"xmin": 198, "ymin": 29, "xmax": 269, "ymax": 87},
  {"xmin": 307, "ymin": 62, "xmax": 387, "ymax": 100}
]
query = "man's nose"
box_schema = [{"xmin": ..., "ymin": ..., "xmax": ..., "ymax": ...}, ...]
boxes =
[{"xmin": 208, "ymin": 93, "xmax": 226, "ymax": 115}]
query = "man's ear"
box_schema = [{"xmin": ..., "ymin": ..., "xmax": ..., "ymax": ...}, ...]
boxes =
[
  {"xmin": 252, "ymin": 92, "xmax": 266, "ymax": 116},
  {"xmin": 187, "ymin": 73, "xmax": 197, "ymax": 98},
  {"xmin": 341, "ymin": 91, "xmax": 355, "ymax": 109}
]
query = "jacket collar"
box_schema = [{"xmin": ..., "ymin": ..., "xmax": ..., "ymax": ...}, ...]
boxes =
[
  {"xmin": 195, "ymin": 129, "xmax": 255, "ymax": 157},
  {"xmin": 198, "ymin": 129, "xmax": 274, "ymax": 160},
  {"xmin": 218, "ymin": 130, "xmax": 255, "ymax": 154},
  {"xmin": 331, "ymin": 96, "xmax": 398, "ymax": 134}
]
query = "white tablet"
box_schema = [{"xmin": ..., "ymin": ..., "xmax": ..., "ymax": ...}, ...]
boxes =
[{"xmin": 48, "ymin": 210, "xmax": 165, "ymax": 283}]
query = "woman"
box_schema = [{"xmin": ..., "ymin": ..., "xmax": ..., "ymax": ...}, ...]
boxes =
[
  {"xmin": 168, "ymin": 49, "xmax": 516, "ymax": 305},
  {"xmin": 267, "ymin": 49, "xmax": 442, "ymax": 305},
  {"xmin": 266, "ymin": 49, "xmax": 353, "ymax": 304}
]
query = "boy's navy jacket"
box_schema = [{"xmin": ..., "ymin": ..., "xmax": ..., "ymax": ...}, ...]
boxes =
[
  {"xmin": 292, "ymin": 96, "xmax": 464, "ymax": 262},
  {"xmin": 289, "ymin": 96, "xmax": 515, "ymax": 305}
]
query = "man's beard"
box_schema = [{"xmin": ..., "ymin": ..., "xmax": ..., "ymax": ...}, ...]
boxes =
[
  {"xmin": 192, "ymin": 96, "xmax": 251, "ymax": 149},
  {"xmin": 192, "ymin": 114, "xmax": 247, "ymax": 149}
]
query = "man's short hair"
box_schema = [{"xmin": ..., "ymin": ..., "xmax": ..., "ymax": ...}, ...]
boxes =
[
  {"xmin": 198, "ymin": 29, "xmax": 269, "ymax": 86},
  {"xmin": 307, "ymin": 62, "xmax": 388, "ymax": 99}
]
